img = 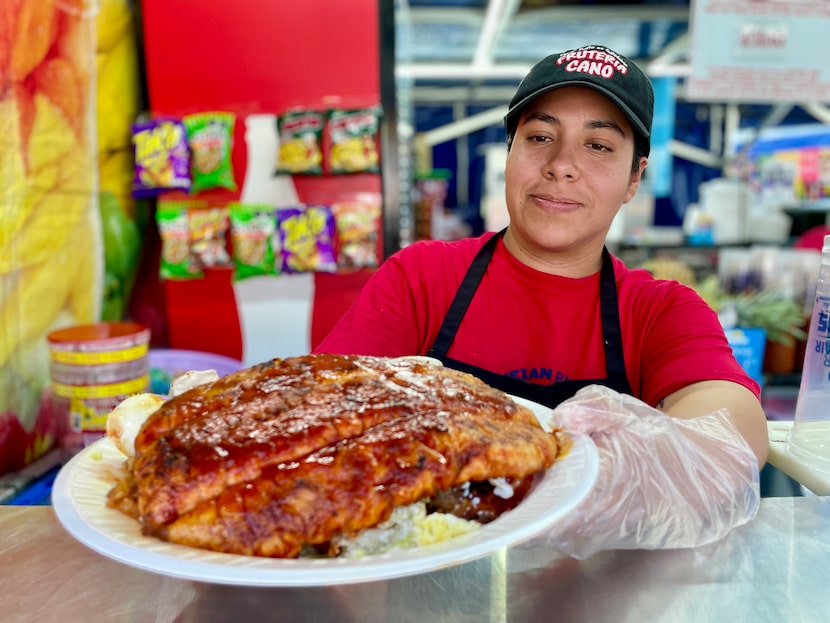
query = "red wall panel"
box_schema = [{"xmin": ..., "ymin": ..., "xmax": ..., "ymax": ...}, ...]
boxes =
[{"xmin": 138, "ymin": 0, "xmax": 381, "ymax": 360}]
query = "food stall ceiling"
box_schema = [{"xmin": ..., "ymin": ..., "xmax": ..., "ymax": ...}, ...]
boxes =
[
  {"xmin": 397, "ymin": 0, "xmax": 692, "ymax": 102},
  {"xmin": 397, "ymin": 0, "xmax": 830, "ymax": 165},
  {"xmin": 395, "ymin": 0, "xmax": 830, "ymax": 150}
]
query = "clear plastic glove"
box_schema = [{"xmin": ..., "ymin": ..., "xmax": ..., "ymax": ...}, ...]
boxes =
[{"xmin": 543, "ymin": 385, "xmax": 760, "ymax": 559}]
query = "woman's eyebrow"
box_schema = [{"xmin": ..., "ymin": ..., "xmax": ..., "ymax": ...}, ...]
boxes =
[
  {"xmin": 522, "ymin": 111, "xmax": 559, "ymax": 127},
  {"xmin": 522, "ymin": 111, "xmax": 627, "ymax": 139},
  {"xmin": 586, "ymin": 119, "xmax": 626, "ymax": 138}
]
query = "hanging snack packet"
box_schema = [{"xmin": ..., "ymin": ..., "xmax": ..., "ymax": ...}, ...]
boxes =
[
  {"xmin": 157, "ymin": 200, "xmax": 203, "ymax": 280},
  {"xmin": 327, "ymin": 107, "xmax": 381, "ymax": 174},
  {"xmin": 277, "ymin": 205, "xmax": 337, "ymax": 273},
  {"xmin": 331, "ymin": 200, "xmax": 382, "ymax": 269},
  {"xmin": 229, "ymin": 203, "xmax": 279, "ymax": 281},
  {"xmin": 132, "ymin": 118, "xmax": 190, "ymax": 197},
  {"xmin": 183, "ymin": 112, "xmax": 238, "ymax": 193},
  {"xmin": 189, "ymin": 203, "xmax": 232, "ymax": 269},
  {"xmin": 275, "ymin": 110, "xmax": 325, "ymax": 175}
]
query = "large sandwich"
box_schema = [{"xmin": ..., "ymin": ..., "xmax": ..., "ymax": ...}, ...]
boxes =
[{"xmin": 105, "ymin": 353, "xmax": 566, "ymax": 558}]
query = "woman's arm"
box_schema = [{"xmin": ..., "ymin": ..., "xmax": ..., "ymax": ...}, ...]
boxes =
[{"xmin": 660, "ymin": 380, "xmax": 769, "ymax": 468}]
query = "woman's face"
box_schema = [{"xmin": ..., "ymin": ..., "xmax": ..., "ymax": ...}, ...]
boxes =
[{"xmin": 504, "ymin": 86, "xmax": 646, "ymax": 269}]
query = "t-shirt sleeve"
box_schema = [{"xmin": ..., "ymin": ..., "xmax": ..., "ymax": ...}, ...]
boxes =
[
  {"xmin": 314, "ymin": 238, "xmax": 460, "ymax": 356},
  {"xmin": 314, "ymin": 235, "xmax": 490, "ymax": 357},
  {"xmin": 313, "ymin": 256, "xmax": 420, "ymax": 356},
  {"xmin": 636, "ymin": 282, "xmax": 762, "ymax": 404}
]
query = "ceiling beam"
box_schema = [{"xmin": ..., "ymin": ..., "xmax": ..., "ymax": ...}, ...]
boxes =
[
  {"xmin": 419, "ymin": 105, "xmax": 508, "ymax": 147},
  {"xmin": 472, "ymin": 0, "xmax": 522, "ymax": 70},
  {"xmin": 802, "ymin": 103, "xmax": 830, "ymax": 124},
  {"xmin": 397, "ymin": 62, "xmax": 531, "ymax": 80}
]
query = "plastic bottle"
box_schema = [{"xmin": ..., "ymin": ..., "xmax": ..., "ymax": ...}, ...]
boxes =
[{"xmin": 789, "ymin": 234, "xmax": 830, "ymax": 472}]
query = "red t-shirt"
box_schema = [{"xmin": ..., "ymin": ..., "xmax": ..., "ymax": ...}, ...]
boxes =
[{"xmin": 315, "ymin": 232, "xmax": 760, "ymax": 406}]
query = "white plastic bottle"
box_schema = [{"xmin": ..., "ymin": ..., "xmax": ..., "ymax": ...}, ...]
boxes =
[{"xmin": 789, "ymin": 234, "xmax": 830, "ymax": 472}]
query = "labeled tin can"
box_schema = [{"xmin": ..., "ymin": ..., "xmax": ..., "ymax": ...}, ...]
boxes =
[{"xmin": 47, "ymin": 322, "xmax": 151, "ymax": 458}]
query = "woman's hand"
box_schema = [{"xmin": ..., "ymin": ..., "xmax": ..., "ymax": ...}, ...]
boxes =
[{"xmin": 542, "ymin": 385, "xmax": 760, "ymax": 559}]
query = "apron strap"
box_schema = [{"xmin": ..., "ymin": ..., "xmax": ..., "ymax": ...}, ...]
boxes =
[
  {"xmin": 428, "ymin": 229, "xmax": 503, "ymax": 357},
  {"xmin": 428, "ymin": 231, "xmax": 633, "ymax": 402},
  {"xmin": 598, "ymin": 247, "xmax": 632, "ymax": 395}
]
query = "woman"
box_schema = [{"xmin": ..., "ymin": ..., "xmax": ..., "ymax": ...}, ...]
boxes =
[{"xmin": 316, "ymin": 44, "xmax": 766, "ymax": 557}]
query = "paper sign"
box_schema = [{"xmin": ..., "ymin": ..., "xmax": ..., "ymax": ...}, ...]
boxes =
[{"xmin": 687, "ymin": 0, "xmax": 830, "ymax": 102}]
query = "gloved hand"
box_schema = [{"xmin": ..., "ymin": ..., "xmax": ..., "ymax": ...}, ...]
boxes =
[{"xmin": 542, "ymin": 385, "xmax": 760, "ymax": 559}]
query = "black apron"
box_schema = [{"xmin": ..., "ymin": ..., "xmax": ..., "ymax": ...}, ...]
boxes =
[{"xmin": 427, "ymin": 230, "xmax": 632, "ymax": 409}]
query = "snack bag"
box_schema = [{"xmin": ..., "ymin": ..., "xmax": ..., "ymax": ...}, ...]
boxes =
[
  {"xmin": 157, "ymin": 200, "xmax": 203, "ymax": 279},
  {"xmin": 331, "ymin": 200, "xmax": 381, "ymax": 268},
  {"xmin": 229, "ymin": 203, "xmax": 279, "ymax": 281},
  {"xmin": 327, "ymin": 107, "xmax": 381, "ymax": 174},
  {"xmin": 183, "ymin": 112, "xmax": 238, "ymax": 193},
  {"xmin": 132, "ymin": 118, "xmax": 191, "ymax": 197},
  {"xmin": 189, "ymin": 203, "xmax": 232, "ymax": 269},
  {"xmin": 277, "ymin": 205, "xmax": 338, "ymax": 273},
  {"xmin": 275, "ymin": 110, "xmax": 325, "ymax": 175}
]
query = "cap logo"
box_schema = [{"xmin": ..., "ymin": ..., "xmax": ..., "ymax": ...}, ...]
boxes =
[{"xmin": 556, "ymin": 47, "xmax": 628, "ymax": 80}]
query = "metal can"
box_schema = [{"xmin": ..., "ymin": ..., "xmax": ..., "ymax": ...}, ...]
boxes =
[{"xmin": 47, "ymin": 322, "xmax": 151, "ymax": 458}]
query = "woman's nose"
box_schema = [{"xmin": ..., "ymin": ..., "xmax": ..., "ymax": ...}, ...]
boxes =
[{"xmin": 542, "ymin": 144, "xmax": 578, "ymax": 180}]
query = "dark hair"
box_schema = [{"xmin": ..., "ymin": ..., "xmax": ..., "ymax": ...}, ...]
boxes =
[{"xmin": 632, "ymin": 137, "xmax": 648, "ymax": 174}]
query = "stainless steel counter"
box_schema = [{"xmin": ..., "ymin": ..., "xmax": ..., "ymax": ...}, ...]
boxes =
[{"xmin": 1, "ymin": 496, "xmax": 828, "ymax": 623}]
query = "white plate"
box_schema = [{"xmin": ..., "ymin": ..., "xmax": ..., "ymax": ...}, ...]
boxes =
[{"xmin": 52, "ymin": 399, "xmax": 598, "ymax": 587}]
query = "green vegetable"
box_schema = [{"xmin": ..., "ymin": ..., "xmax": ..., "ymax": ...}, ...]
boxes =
[
  {"xmin": 731, "ymin": 289, "xmax": 807, "ymax": 346},
  {"xmin": 99, "ymin": 191, "xmax": 143, "ymax": 321},
  {"xmin": 695, "ymin": 276, "xmax": 807, "ymax": 346}
]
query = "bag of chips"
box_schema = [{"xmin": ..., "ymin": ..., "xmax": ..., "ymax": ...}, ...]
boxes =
[
  {"xmin": 276, "ymin": 205, "xmax": 337, "ymax": 273},
  {"xmin": 189, "ymin": 203, "xmax": 232, "ymax": 269},
  {"xmin": 132, "ymin": 118, "xmax": 191, "ymax": 198},
  {"xmin": 331, "ymin": 200, "xmax": 381, "ymax": 269},
  {"xmin": 229, "ymin": 203, "xmax": 279, "ymax": 281},
  {"xmin": 157, "ymin": 200, "xmax": 203, "ymax": 280},
  {"xmin": 326, "ymin": 107, "xmax": 381, "ymax": 174},
  {"xmin": 183, "ymin": 112, "xmax": 238, "ymax": 193},
  {"xmin": 275, "ymin": 110, "xmax": 325, "ymax": 175}
]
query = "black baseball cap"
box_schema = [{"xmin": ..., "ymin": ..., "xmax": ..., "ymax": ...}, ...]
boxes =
[{"xmin": 505, "ymin": 45, "xmax": 654, "ymax": 156}]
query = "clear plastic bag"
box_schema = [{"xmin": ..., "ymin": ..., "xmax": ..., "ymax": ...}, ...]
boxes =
[{"xmin": 539, "ymin": 385, "xmax": 760, "ymax": 559}]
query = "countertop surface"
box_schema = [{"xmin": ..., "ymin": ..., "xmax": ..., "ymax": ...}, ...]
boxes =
[{"xmin": 2, "ymin": 496, "xmax": 829, "ymax": 623}]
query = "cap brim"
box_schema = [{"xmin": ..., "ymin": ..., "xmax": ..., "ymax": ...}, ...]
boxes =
[{"xmin": 505, "ymin": 79, "xmax": 650, "ymax": 139}]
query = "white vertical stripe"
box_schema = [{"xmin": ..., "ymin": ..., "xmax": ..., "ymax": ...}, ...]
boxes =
[
  {"xmin": 232, "ymin": 274, "xmax": 314, "ymax": 366},
  {"xmin": 235, "ymin": 113, "xmax": 312, "ymax": 366},
  {"xmin": 240, "ymin": 114, "xmax": 301, "ymax": 207}
]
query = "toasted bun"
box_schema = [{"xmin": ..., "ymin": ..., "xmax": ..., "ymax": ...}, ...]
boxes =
[
  {"xmin": 169, "ymin": 369, "xmax": 220, "ymax": 397},
  {"xmin": 106, "ymin": 393, "xmax": 166, "ymax": 457},
  {"xmin": 106, "ymin": 369, "xmax": 221, "ymax": 457}
]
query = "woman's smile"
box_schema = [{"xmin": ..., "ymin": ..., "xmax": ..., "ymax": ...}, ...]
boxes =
[{"xmin": 530, "ymin": 193, "xmax": 583, "ymax": 212}]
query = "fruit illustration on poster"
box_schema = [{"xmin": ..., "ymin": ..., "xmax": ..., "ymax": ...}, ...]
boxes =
[{"xmin": 0, "ymin": 0, "xmax": 142, "ymax": 474}]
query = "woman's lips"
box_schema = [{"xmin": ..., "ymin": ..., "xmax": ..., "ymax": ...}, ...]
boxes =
[{"xmin": 531, "ymin": 194, "xmax": 582, "ymax": 212}]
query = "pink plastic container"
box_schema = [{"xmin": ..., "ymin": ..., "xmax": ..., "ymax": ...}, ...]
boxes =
[{"xmin": 148, "ymin": 348, "xmax": 244, "ymax": 395}]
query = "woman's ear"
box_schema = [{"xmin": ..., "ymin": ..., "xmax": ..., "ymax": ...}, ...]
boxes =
[{"xmin": 624, "ymin": 157, "xmax": 648, "ymax": 204}]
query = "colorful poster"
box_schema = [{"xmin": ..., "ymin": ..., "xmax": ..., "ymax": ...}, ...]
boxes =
[{"xmin": 0, "ymin": 0, "xmax": 143, "ymax": 475}]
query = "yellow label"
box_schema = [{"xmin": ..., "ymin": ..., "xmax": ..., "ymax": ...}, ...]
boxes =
[
  {"xmin": 50, "ymin": 343, "xmax": 149, "ymax": 365},
  {"xmin": 52, "ymin": 375, "xmax": 149, "ymax": 399},
  {"xmin": 69, "ymin": 399, "xmax": 107, "ymax": 433}
]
